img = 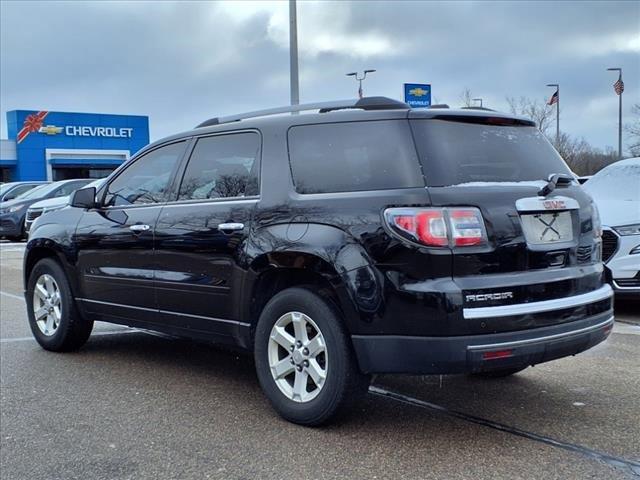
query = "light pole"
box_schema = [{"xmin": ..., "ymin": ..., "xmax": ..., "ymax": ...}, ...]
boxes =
[
  {"xmin": 289, "ymin": 0, "xmax": 299, "ymax": 108},
  {"xmin": 547, "ymin": 83, "xmax": 560, "ymax": 146},
  {"xmin": 346, "ymin": 70, "xmax": 376, "ymax": 99},
  {"xmin": 607, "ymin": 67, "xmax": 623, "ymax": 159},
  {"xmin": 473, "ymin": 98, "xmax": 483, "ymax": 108}
]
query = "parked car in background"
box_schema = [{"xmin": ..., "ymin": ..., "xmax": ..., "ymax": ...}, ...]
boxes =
[
  {"xmin": 584, "ymin": 157, "xmax": 640, "ymax": 298},
  {"xmin": 24, "ymin": 97, "xmax": 612, "ymax": 426},
  {"xmin": 25, "ymin": 179, "xmax": 106, "ymax": 234},
  {"xmin": 0, "ymin": 179, "xmax": 93, "ymax": 240},
  {"xmin": 0, "ymin": 181, "xmax": 49, "ymax": 203}
]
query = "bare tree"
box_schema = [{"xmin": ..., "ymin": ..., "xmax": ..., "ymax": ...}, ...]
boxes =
[
  {"xmin": 506, "ymin": 96, "xmax": 555, "ymax": 137},
  {"xmin": 460, "ymin": 88, "xmax": 474, "ymax": 108},
  {"xmin": 554, "ymin": 132, "xmax": 618, "ymax": 176},
  {"xmin": 625, "ymin": 103, "xmax": 640, "ymax": 157}
]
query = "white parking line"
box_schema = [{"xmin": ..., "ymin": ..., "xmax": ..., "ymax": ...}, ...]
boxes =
[
  {"xmin": 0, "ymin": 329, "xmax": 142, "ymax": 344},
  {"xmin": 1, "ymin": 291, "xmax": 25, "ymax": 302}
]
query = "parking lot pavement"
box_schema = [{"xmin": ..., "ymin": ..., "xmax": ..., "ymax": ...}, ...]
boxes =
[{"xmin": 1, "ymin": 243, "xmax": 639, "ymax": 479}]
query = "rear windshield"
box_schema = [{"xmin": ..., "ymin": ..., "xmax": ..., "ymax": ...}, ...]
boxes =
[
  {"xmin": 288, "ymin": 120, "xmax": 424, "ymax": 194},
  {"xmin": 410, "ymin": 119, "xmax": 572, "ymax": 186}
]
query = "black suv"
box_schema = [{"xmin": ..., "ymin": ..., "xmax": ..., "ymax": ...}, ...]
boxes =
[{"xmin": 24, "ymin": 97, "xmax": 613, "ymax": 425}]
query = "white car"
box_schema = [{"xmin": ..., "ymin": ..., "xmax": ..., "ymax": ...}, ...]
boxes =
[
  {"xmin": 584, "ymin": 158, "xmax": 640, "ymax": 297},
  {"xmin": 25, "ymin": 179, "xmax": 105, "ymax": 234}
]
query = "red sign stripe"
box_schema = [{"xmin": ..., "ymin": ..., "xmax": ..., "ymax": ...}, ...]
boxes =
[{"xmin": 17, "ymin": 111, "xmax": 48, "ymax": 144}]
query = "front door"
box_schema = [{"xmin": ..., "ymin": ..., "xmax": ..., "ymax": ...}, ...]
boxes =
[
  {"xmin": 153, "ymin": 131, "xmax": 261, "ymax": 339},
  {"xmin": 74, "ymin": 140, "xmax": 188, "ymax": 324}
]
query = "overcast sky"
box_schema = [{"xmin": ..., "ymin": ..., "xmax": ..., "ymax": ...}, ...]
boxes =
[{"xmin": 1, "ymin": 0, "xmax": 638, "ymax": 152}]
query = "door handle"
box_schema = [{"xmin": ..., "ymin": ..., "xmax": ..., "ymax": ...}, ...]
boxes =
[
  {"xmin": 218, "ymin": 222, "xmax": 244, "ymax": 233},
  {"xmin": 129, "ymin": 224, "xmax": 150, "ymax": 232}
]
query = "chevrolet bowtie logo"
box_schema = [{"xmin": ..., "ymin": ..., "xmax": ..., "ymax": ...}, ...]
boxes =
[
  {"xmin": 38, "ymin": 125, "xmax": 63, "ymax": 135},
  {"xmin": 409, "ymin": 87, "xmax": 429, "ymax": 97}
]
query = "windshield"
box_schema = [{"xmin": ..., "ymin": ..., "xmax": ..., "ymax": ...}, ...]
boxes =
[
  {"xmin": 0, "ymin": 183, "xmax": 16, "ymax": 196},
  {"xmin": 410, "ymin": 119, "xmax": 572, "ymax": 186},
  {"xmin": 15, "ymin": 182, "xmax": 59, "ymax": 200},
  {"xmin": 584, "ymin": 161, "xmax": 640, "ymax": 202}
]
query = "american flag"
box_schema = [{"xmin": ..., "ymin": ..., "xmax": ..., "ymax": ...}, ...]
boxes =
[
  {"xmin": 614, "ymin": 77, "xmax": 624, "ymax": 95},
  {"xmin": 547, "ymin": 89, "xmax": 559, "ymax": 106}
]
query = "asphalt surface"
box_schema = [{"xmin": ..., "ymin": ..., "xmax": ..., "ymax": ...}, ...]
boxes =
[{"xmin": 1, "ymin": 242, "xmax": 639, "ymax": 479}]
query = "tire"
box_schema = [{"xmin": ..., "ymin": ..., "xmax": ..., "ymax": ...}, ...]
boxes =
[
  {"xmin": 254, "ymin": 287, "xmax": 369, "ymax": 426},
  {"xmin": 26, "ymin": 258, "xmax": 93, "ymax": 352},
  {"xmin": 471, "ymin": 366, "xmax": 528, "ymax": 378}
]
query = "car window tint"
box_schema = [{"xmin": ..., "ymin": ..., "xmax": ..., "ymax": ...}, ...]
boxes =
[
  {"xmin": 178, "ymin": 133, "xmax": 260, "ymax": 200},
  {"xmin": 287, "ymin": 120, "xmax": 424, "ymax": 194},
  {"xmin": 54, "ymin": 181, "xmax": 90, "ymax": 197},
  {"xmin": 410, "ymin": 119, "xmax": 572, "ymax": 186},
  {"xmin": 104, "ymin": 141, "xmax": 186, "ymax": 207}
]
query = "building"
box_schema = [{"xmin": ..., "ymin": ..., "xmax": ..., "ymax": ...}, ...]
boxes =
[{"xmin": 1, "ymin": 110, "xmax": 149, "ymax": 182}]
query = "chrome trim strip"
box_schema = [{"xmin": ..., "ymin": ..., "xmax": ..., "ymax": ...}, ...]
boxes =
[
  {"xmin": 515, "ymin": 196, "xmax": 580, "ymax": 212},
  {"xmin": 467, "ymin": 316, "xmax": 614, "ymax": 350},
  {"xmin": 463, "ymin": 284, "xmax": 613, "ymax": 319},
  {"xmin": 76, "ymin": 298, "xmax": 250, "ymax": 327},
  {"xmin": 612, "ymin": 280, "xmax": 640, "ymax": 291}
]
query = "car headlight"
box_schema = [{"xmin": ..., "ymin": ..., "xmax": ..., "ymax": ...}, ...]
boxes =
[
  {"xmin": 614, "ymin": 224, "xmax": 640, "ymax": 236},
  {"xmin": 8, "ymin": 204, "xmax": 25, "ymax": 213}
]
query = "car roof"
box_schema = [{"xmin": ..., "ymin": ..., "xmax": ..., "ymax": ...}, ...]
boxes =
[{"xmin": 135, "ymin": 98, "xmax": 535, "ymax": 158}]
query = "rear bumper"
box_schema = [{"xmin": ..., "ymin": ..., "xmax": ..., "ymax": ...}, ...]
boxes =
[{"xmin": 352, "ymin": 306, "xmax": 613, "ymax": 375}]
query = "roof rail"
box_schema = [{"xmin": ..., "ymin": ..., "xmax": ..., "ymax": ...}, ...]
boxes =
[
  {"xmin": 428, "ymin": 104, "xmax": 450, "ymax": 109},
  {"xmin": 195, "ymin": 96, "xmax": 409, "ymax": 128}
]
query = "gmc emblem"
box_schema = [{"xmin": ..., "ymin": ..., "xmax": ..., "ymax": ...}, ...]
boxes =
[{"xmin": 543, "ymin": 200, "xmax": 566, "ymax": 210}]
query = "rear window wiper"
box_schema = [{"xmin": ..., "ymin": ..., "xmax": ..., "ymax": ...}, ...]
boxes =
[{"xmin": 538, "ymin": 173, "xmax": 573, "ymax": 196}]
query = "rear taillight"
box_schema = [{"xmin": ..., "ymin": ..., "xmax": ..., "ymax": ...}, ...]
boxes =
[{"xmin": 384, "ymin": 207, "xmax": 487, "ymax": 248}]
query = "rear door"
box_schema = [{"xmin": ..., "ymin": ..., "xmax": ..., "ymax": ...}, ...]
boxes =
[
  {"xmin": 74, "ymin": 140, "xmax": 188, "ymax": 323},
  {"xmin": 153, "ymin": 131, "xmax": 261, "ymax": 339}
]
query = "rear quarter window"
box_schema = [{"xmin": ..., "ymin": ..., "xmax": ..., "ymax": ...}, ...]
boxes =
[{"xmin": 287, "ymin": 120, "xmax": 424, "ymax": 194}]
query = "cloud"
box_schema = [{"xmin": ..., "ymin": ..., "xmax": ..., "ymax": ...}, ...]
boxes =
[{"xmin": 1, "ymin": 0, "xmax": 638, "ymax": 152}]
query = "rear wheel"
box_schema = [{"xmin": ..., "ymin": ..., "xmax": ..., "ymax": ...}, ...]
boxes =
[
  {"xmin": 471, "ymin": 366, "xmax": 528, "ymax": 378},
  {"xmin": 254, "ymin": 287, "xmax": 369, "ymax": 426},
  {"xmin": 26, "ymin": 258, "xmax": 93, "ymax": 351}
]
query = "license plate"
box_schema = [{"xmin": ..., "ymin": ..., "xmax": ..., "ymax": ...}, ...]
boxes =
[{"xmin": 520, "ymin": 211, "xmax": 573, "ymax": 244}]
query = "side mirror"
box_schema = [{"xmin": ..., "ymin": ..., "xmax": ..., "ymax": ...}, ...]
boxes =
[{"xmin": 70, "ymin": 187, "xmax": 97, "ymax": 209}]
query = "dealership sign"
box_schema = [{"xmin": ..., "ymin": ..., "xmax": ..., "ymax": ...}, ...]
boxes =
[
  {"xmin": 404, "ymin": 83, "xmax": 432, "ymax": 108},
  {"xmin": 17, "ymin": 110, "xmax": 135, "ymax": 143}
]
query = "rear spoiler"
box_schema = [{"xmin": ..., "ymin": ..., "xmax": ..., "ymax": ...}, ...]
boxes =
[{"xmin": 429, "ymin": 114, "xmax": 536, "ymax": 127}]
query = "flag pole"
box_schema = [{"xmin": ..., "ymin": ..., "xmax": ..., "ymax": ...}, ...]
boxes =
[
  {"xmin": 556, "ymin": 85, "xmax": 560, "ymax": 146},
  {"xmin": 289, "ymin": 0, "xmax": 299, "ymax": 110},
  {"xmin": 607, "ymin": 67, "xmax": 623, "ymax": 159},
  {"xmin": 618, "ymin": 73, "xmax": 622, "ymax": 159},
  {"xmin": 546, "ymin": 83, "xmax": 559, "ymax": 146}
]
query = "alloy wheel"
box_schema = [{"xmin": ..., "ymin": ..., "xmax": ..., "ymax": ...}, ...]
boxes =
[
  {"xmin": 32, "ymin": 274, "xmax": 62, "ymax": 336},
  {"xmin": 267, "ymin": 311, "xmax": 328, "ymax": 403}
]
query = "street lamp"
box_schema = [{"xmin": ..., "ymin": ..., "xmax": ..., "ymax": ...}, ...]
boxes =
[
  {"xmin": 346, "ymin": 69, "xmax": 376, "ymax": 99},
  {"xmin": 473, "ymin": 98, "xmax": 483, "ymax": 108},
  {"xmin": 546, "ymin": 83, "xmax": 560, "ymax": 146},
  {"xmin": 607, "ymin": 67, "xmax": 623, "ymax": 159}
]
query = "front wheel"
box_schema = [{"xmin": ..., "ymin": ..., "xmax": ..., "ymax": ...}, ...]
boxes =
[
  {"xmin": 254, "ymin": 287, "xmax": 369, "ymax": 426},
  {"xmin": 26, "ymin": 258, "xmax": 93, "ymax": 351}
]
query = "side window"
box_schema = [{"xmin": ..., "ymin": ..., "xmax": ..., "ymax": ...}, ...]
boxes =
[
  {"xmin": 104, "ymin": 141, "xmax": 186, "ymax": 207},
  {"xmin": 6, "ymin": 184, "xmax": 33, "ymax": 200},
  {"xmin": 178, "ymin": 132, "xmax": 260, "ymax": 201},
  {"xmin": 54, "ymin": 181, "xmax": 87, "ymax": 197},
  {"xmin": 287, "ymin": 120, "xmax": 424, "ymax": 194}
]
